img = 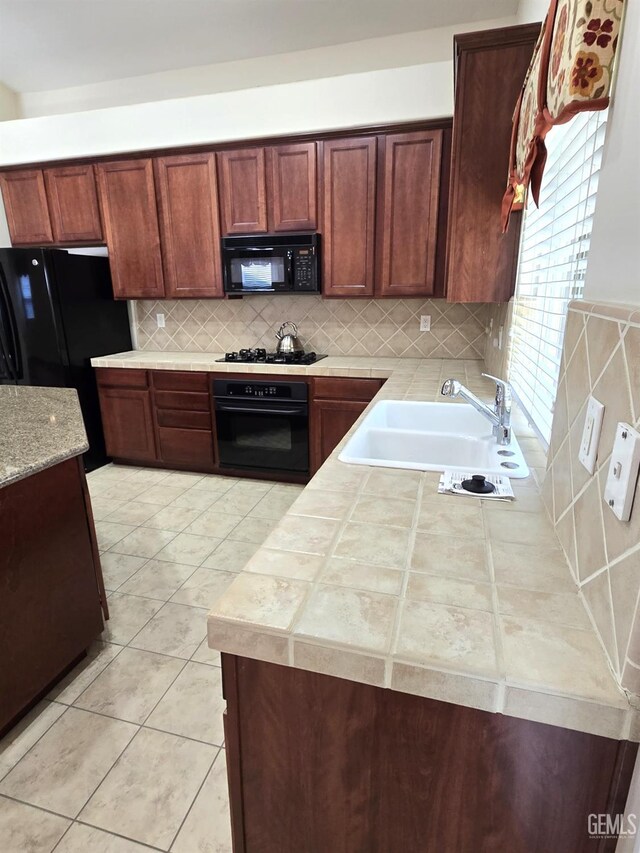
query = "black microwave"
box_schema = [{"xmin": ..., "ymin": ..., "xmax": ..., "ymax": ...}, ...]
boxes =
[{"xmin": 222, "ymin": 234, "xmax": 320, "ymax": 295}]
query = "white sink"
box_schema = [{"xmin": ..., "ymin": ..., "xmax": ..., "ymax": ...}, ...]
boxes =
[{"xmin": 338, "ymin": 400, "xmax": 530, "ymax": 478}]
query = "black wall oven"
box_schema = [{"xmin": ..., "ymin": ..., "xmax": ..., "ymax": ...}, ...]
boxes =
[
  {"xmin": 213, "ymin": 379, "xmax": 309, "ymax": 475},
  {"xmin": 221, "ymin": 234, "xmax": 319, "ymax": 295}
]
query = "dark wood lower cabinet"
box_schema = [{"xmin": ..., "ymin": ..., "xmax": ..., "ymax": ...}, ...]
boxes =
[
  {"xmin": 311, "ymin": 398, "xmax": 368, "ymax": 472},
  {"xmin": 98, "ymin": 386, "xmax": 157, "ymax": 463},
  {"xmin": 0, "ymin": 458, "xmax": 107, "ymax": 735},
  {"xmin": 310, "ymin": 377, "xmax": 385, "ymax": 472},
  {"xmin": 221, "ymin": 655, "xmax": 636, "ymax": 853},
  {"xmin": 96, "ymin": 368, "xmax": 387, "ymax": 479},
  {"xmin": 156, "ymin": 426, "xmax": 215, "ymax": 469}
]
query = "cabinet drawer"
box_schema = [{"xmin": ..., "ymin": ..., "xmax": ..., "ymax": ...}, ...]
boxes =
[
  {"xmin": 152, "ymin": 371, "xmax": 209, "ymax": 392},
  {"xmin": 154, "ymin": 390, "xmax": 210, "ymax": 411},
  {"xmin": 96, "ymin": 367, "xmax": 148, "ymax": 389},
  {"xmin": 312, "ymin": 377, "xmax": 384, "ymax": 402},
  {"xmin": 156, "ymin": 409, "xmax": 212, "ymax": 430},
  {"xmin": 157, "ymin": 427, "xmax": 215, "ymax": 468}
]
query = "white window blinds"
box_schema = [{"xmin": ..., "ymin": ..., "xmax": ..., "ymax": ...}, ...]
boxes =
[{"xmin": 508, "ymin": 109, "xmax": 607, "ymax": 445}]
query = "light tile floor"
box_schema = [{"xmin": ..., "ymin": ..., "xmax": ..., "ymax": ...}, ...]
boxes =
[{"xmin": 0, "ymin": 463, "xmax": 303, "ymax": 853}]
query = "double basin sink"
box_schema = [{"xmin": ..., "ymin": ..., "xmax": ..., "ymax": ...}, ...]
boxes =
[{"xmin": 338, "ymin": 400, "xmax": 529, "ymax": 478}]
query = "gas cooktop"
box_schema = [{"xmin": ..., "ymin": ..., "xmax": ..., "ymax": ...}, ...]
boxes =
[{"xmin": 216, "ymin": 349, "xmax": 327, "ymax": 365}]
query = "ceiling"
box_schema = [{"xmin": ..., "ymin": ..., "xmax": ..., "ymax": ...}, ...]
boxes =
[{"xmin": 0, "ymin": 0, "xmax": 518, "ymax": 93}]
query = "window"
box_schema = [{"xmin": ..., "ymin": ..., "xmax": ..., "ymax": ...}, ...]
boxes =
[{"xmin": 508, "ymin": 109, "xmax": 608, "ymax": 445}]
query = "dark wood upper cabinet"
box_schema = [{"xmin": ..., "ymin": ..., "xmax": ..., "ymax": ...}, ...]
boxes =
[
  {"xmin": 0, "ymin": 169, "xmax": 53, "ymax": 245},
  {"xmin": 155, "ymin": 153, "xmax": 223, "ymax": 299},
  {"xmin": 377, "ymin": 130, "xmax": 443, "ymax": 298},
  {"xmin": 217, "ymin": 147, "xmax": 268, "ymax": 235},
  {"xmin": 446, "ymin": 24, "xmax": 540, "ymax": 303},
  {"xmin": 321, "ymin": 137, "xmax": 377, "ymax": 297},
  {"xmin": 96, "ymin": 159, "xmax": 165, "ymax": 299},
  {"xmin": 267, "ymin": 142, "xmax": 317, "ymax": 231},
  {"xmin": 44, "ymin": 165, "xmax": 103, "ymax": 244}
]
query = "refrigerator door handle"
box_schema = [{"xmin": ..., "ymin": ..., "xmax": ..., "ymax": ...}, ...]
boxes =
[{"xmin": 0, "ymin": 263, "xmax": 22, "ymax": 381}]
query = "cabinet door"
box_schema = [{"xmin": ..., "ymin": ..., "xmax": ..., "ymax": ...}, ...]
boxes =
[
  {"xmin": 446, "ymin": 26, "xmax": 539, "ymax": 302},
  {"xmin": 98, "ymin": 387, "xmax": 157, "ymax": 462},
  {"xmin": 267, "ymin": 142, "xmax": 317, "ymax": 231},
  {"xmin": 321, "ymin": 138, "xmax": 376, "ymax": 297},
  {"xmin": 155, "ymin": 153, "xmax": 223, "ymax": 298},
  {"xmin": 157, "ymin": 427, "xmax": 215, "ymax": 469},
  {"xmin": 0, "ymin": 169, "xmax": 53, "ymax": 245},
  {"xmin": 44, "ymin": 165, "xmax": 104, "ymax": 243},
  {"xmin": 377, "ymin": 131, "xmax": 442, "ymax": 297},
  {"xmin": 311, "ymin": 398, "xmax": 368, "ymax": 472},
  {"xmin": 96, "ymin": 159, "xmax": 165, "ymax": 299},
  {"xmin": 217, "ymin": 148, "xmax": 268, "ymax": 234}
]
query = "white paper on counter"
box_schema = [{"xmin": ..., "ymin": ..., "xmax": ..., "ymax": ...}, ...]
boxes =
[{"xmin": 437, "ymin": 471, "xmax": 515, "ymax": 501}]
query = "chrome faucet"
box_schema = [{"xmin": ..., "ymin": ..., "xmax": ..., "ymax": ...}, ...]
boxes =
[{"xmin": 441, "ymin": 373, "xmax": 512, "ymax": 445}]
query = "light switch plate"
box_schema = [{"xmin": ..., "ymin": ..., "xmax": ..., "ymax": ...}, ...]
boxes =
[
  {"xmin": 156, "ymin": 313, "xmax": 165, "ymax": 329},
  {"xmin": 604, "ymin": 423, "xmax": 640, "ymax": 521},
  {"xmin": 579, "ymin": 396, "xmax": 605, "ymax": 474}
]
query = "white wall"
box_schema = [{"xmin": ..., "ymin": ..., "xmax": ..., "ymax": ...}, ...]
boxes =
[
  {"xmin": 0, "ymin": 61, "xmax": 454, "ymax": 166},
  {"xmin": 0, "ymin": 82, "xmax": 19, "ymax": 121},
  {"xmin": 0, "ymin": 83, "xmax": 18, "ymax": 245},
  {"xmin": 516, "ymin": 0, "xmax": 548, "ymax": 22},
  {"xmin": 584, "ymin": 0, "xmax": 640, "ymax": 306},
  {"xmin": 18, "ymin": 18, "xmax": 515, "ymax": 118}
]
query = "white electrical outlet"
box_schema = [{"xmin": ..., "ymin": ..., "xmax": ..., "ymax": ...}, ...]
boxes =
[
  {"xmin": 604, "ymin": 423, "xmax": 640, "ymax": 521},
  {"xmin": 419, "ymin": 315, "xmax": 431, "ymax": 332},
  {"xmin": 579, "ymin": 396, "xmax": 605, "ymax": 474},
  {"xmin": 156, "ymin": 313, "xmax": 165, "ymax": 329}
]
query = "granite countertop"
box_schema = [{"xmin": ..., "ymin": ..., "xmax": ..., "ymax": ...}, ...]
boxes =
[
  {"xmin": 91, "ymin": 350, "xmax": 635, "ymax": 738},
  {"xmin": 0, "ymin": 386, "xmax": 88, "ymax": 488}
]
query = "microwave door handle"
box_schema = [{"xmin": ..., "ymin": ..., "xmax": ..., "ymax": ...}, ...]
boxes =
[{"xmin": 286, "ymin": 250, "xmax": 294, "ymax": 288}]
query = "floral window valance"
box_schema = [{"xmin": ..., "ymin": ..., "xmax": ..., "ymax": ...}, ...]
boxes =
[{"xmin": 501, "ymin": 0, "xmax": 625, "ymax": 230}]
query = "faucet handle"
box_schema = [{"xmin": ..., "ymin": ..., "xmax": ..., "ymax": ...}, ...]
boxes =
[{"xmin": 481, "ymin": 373, "xmax": 511, "ymax": 407}]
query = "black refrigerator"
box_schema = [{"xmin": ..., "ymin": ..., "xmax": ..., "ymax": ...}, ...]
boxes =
[{"xmin": 0, "ymin": 248, "xmax": 132, "ymax": 471}]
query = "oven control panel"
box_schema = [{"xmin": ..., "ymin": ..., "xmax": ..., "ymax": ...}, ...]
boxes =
[
  {"xmin": 238, "ymin": 384, "xmax": 280, "ymax": 398},
  {"xmin": 213, "ymin": 379, "xmax": 308, "ymax": 401}
]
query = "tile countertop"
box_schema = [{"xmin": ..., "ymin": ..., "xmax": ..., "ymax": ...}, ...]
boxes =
[
  {"xmin": 0, "ymin": 386, "xmax": 88, "ymax": 489},
  {"xmin": 90, "ymin": 350, "xmax": 451, "ymax": 379},
  {"xmin": 90, "ymin": 351, "xmax": 635, "ymax": 739}
]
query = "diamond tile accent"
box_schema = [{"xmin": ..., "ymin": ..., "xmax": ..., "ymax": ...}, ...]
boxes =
[
  {"xmin": 132, "ymin": 297, "xmax": 489, "ymax": 359},
  {"xmin": 545, "ymin": 300, "xmax": 640, "ymax": 695}
]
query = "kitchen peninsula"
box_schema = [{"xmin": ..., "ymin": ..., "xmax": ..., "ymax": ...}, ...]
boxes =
[
  {"xmin": 0, "ymin": 386, "xmax": 107, "ymax": 734},
  {"xmin": 195, "ymin": 361, "xmax": 639, "ymax": 853}
]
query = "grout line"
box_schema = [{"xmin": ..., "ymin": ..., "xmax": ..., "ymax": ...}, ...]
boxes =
[
  {"xmin": 50, "ymin": 819, "xmax": 75, "ymax": 852},
  {"xmin": 386, "ymin": 474, "xmax": 425, "ymax": 687},
  {"xmin": 0, "ymin": 704, "xmax": 71, "ymax": 785},
  {"xmin": 605, "ymin": 567, "xmax": 622, "ymax": 678},
  {"xmin": 167, "ymin": 748, "xmax": 222, "ymax": 852},
  {"xmin": 0, "ymin": 791, "xmax": 80, "ymax": 824},
  {"xmin": 620, "ymin": 325, "xmax": 638, "ymax": 425},
  {"xmin": 55, "ymin": 818, "xmax": 167, "ymax": 852}
]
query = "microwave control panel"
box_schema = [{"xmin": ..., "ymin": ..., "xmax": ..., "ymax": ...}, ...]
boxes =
[{"xmin": 293, "ymin": 247, "xmax": 317, "ymax": 291}]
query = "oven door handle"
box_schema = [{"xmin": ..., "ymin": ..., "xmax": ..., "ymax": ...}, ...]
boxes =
[{"xmin": 216, "ymin": 404, "xmax": 307, "ymax": 416}]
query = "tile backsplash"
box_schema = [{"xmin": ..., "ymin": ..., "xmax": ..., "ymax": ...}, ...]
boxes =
[
  {"xmin": 132, "ymin": 297, "xmax": 489, "ymax": 359},
  {"xmin": 544, "ymin": 299, "xmax": 640, "ymax": 699}
]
